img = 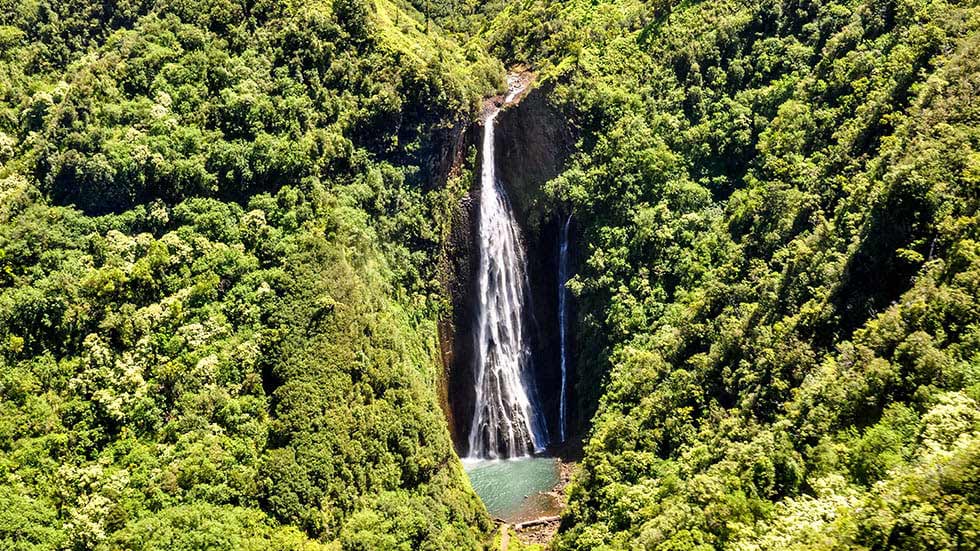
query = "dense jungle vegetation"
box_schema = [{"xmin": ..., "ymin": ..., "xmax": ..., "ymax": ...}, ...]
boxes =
[
  {"xmin": 2, "ymin": 0, "xmax": 979, "ymax": 549},
  {"xmin": 483, "ymin": 0, "xmax": 980, "ymax": 548},
  {"xmin": 0, "ymin": 0, "xmax": 501, "ymax": 549}
]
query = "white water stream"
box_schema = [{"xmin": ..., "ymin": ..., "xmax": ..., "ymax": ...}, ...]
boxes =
[
  {"xmin": 557, "ymin": 214, "xmax": 572, "ymax": 443},
  {"xmin": 466, "ymin": 80, "xmax": 548, "ymax": 459}
]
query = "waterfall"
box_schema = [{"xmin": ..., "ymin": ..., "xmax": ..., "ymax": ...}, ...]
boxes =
[
  {"xmin": 467, "ymin": 96, "xmax": 548, "ymax": 459},
  {"xmin": 557, "ymin": 214, "xmax": 572, "ymax": 443}
]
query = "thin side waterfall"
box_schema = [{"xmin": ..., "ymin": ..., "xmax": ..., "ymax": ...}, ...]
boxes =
[
  {"xmin": 467, "ymin": 96, "xmax": 548, "ymax": 459},
  {"xmin": 557, "ymin": 214, "xmax": 572, "ymax": 443}
]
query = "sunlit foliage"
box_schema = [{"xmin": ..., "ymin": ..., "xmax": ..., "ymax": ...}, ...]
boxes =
[
  {"xmin": 484, "ymin": 0, "xmax": 980, "ymax": 548},
  {"xmin": 0, "ymin": 0, "xmax": 499, "ymax": 548}
]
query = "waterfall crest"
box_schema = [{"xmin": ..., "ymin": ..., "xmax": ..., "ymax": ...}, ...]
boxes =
[{"xmin": 467, "ymin": 90, "xmax": 548, "ymax": 459}]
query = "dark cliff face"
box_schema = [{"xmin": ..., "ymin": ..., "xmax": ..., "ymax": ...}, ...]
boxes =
[
  {"xmin": 437, "ymin": 83, "xmax": 575, "ymax": 456},
  {"xmin": 494, "ymin": 84, "xmax": 575, "ymax": 232},
  {"xmin": 438, "ymin": 190, "xmax": 479, "ymax": 451},
  {"xmin": 435, "ymin": 119, "xmax": 479, "ymax": 451},
  {"xmin": 423, "ymin": 117, "xmax": 476, "ymax": 193},
  {"xmin": 496, "ymin": 84, "xmax": 576, "ymax": 448}
]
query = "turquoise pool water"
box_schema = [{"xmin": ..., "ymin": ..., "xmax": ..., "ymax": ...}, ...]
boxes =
[{"xmin": 463, "ymin": 457, "xmax": 560, "ymax": 522}]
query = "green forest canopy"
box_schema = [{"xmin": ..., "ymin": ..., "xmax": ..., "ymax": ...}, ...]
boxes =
[
  {"xmin": 484, "ymin": 0, "xmax": 980, "ymax": 548},
  {"xmin": 1, "ymin": 0, "xmax": 979, "ymax": 549},
  {"xmin": 0, "ymin": 0, "xmax": 499, "ymax": 549}
]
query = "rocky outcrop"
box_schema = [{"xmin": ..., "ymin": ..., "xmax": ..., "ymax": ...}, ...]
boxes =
[{"xmin": 494, "ymin": 82, "xmax": 575, "ymax": 231}]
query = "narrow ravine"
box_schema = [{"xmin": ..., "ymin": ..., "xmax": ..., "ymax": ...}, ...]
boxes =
[
  {"xmin": 462, "ymin": 73, "xmax": 574, "ymax": 549},
  {"xmin": 467, "ymin": 75, "xmax": 548, "ymax": 460}
]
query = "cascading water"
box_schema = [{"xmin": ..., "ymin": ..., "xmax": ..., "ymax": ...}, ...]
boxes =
[
  {"xmin": 557, "ymin": 214, "xmax": 572, "ymax": 443},
  {"xmin": 467, "ymin": 85, "xmax": 548, "ymax": 459}
]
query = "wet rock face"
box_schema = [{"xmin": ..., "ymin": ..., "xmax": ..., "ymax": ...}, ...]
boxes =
[
  {"xmin": 435, "ymin": 121, "xmax": 479, "ymax": 451},
  {"xmin": 495, "ymin": 84, "xmax": 575, "ymax": 446},
  {"xmin": 438, "ymin": 83, "xmax": 575, "ymax": 455},
  {"xmin": 439, "ymin": 187, "xmax": 480, "ymax": 452},
  {"xmin": 494, "ymin": 83, "xmax": 575, "ymax": 231},
  {"xmin": 425, "ymin": 117, "xmax": 474, "ymax": 192}
]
